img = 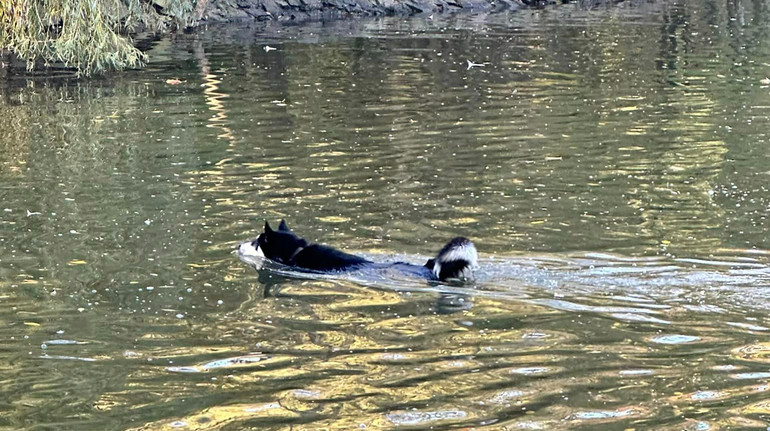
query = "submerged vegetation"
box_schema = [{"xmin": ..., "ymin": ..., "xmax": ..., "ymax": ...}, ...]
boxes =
[{"xmin": 0, "ymin": 0, "xmax": 200, "ymax": 75}]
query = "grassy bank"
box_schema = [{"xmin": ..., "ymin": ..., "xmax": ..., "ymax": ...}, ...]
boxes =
[{"xmin": 0, "ymin": 0, "xmax": 204, "ymax": 75}]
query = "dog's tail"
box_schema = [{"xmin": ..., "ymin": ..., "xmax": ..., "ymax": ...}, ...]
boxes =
[{"xmin": 425, "ymin": 237, "xmax": 478, "ymax": 281}]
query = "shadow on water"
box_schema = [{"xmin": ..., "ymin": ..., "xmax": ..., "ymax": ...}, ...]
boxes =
[{"xmin": 5, "ymin": 0, "xmax": 770, "ymax": 429}]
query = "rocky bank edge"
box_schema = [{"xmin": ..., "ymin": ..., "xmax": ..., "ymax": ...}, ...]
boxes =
[{"xmin": 197, "ymin": 0, "xmax": 528, "ymax": 23}]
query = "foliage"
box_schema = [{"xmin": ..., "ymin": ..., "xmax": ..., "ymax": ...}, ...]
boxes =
[{"xmin": 0, "ymin": 0, "xmax": 197, "ymax": 75}]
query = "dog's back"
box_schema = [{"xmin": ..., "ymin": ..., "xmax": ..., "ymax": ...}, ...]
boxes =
[{"xmin": 292, "ymin": 244, "xmax": 371, "ymax": 271}]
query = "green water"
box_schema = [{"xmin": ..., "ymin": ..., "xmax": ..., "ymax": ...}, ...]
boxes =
[{"xmin": 3, "ymin": 1, "xmax": 770, "ymax": 429}]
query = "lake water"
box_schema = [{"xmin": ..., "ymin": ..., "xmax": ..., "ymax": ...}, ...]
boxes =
[{"xmin": 3, "ymin": 1, "xmax": 770, "ymax": 429}]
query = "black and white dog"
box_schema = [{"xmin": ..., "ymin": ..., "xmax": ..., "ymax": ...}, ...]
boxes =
[{"xmin": 238, "ymin": 220, "xmax": 478, "ymax": 282}]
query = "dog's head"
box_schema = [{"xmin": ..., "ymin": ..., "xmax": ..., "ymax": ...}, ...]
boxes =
[
  {"xmin": 426, "ymin": 237, "xmax": 478, "ymax": 281},
  {"xmin": 238, "ymin": 220, "xmax": 307, "ymax": 265}
]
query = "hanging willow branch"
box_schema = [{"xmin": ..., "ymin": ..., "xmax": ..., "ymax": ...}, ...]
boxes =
[{"xmin": 0, "ymin": 0, "xmax": 197, "ymax": 75}]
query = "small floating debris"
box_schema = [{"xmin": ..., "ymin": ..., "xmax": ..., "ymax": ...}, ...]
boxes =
[
  {"xmin": 760, "ymin": 77, "xmax": 770, "ymax": 85},
  {"xmin": 165, "ymin": 78, "xmax": 184, "ymax": 85},
  {"xmin": 264, "ymin": 45, "xmax": 277, "ymax": 52},
  {"xmin": 466, "ymin": 60, "xmax": 486, "ymax": 69}
]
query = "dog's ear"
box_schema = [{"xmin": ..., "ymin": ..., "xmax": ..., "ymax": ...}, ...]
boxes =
[
  {"xmin": 278, "ymin": 219, "xmax": 290, "ymax": 231},
  {"xmin": 264, "ymin": 221, "xmax": 273, "ymax": 233}
]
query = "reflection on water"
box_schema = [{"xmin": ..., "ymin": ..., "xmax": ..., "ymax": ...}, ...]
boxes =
[{"xmin": 4, "ymin": 0, "xmax": 770, "ymax": 429}]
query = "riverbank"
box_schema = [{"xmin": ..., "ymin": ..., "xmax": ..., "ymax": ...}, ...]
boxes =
[
  {"xmin": 0, "ymin": 0, "xmax": 622, "ymax": 75},
  {"xmin": 197, "ymin": 0, "xmax": 525, "ymax": 23}
]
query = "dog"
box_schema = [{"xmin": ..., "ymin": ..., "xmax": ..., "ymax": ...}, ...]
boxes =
[{"xmin": 238, "ymin": 220, "xmax": 478, "ymax": 282}]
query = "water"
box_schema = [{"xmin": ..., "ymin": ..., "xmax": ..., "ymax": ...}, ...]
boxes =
[{"xmin": 3, "ymin": 0, "xmax": 770, "ymax": 429}]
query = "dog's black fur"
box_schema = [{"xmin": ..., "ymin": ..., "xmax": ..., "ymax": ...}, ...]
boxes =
[{"xmin": 238, "ymin": 220, "xmax": 478, "ymax": 282}]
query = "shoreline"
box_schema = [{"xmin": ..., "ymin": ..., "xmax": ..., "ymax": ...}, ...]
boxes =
[
  {"xmin": 0, "ymin": 0, "xmax": 628, "ymax": 76},
  {"xmin": 197, "ymin": 0, "xmax": 525, "ymax": 23}
]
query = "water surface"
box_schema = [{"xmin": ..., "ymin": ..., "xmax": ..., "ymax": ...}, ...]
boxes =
[{"xmin": 3, "ymin": 1, "xmax": 770, "ymax": 429}]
